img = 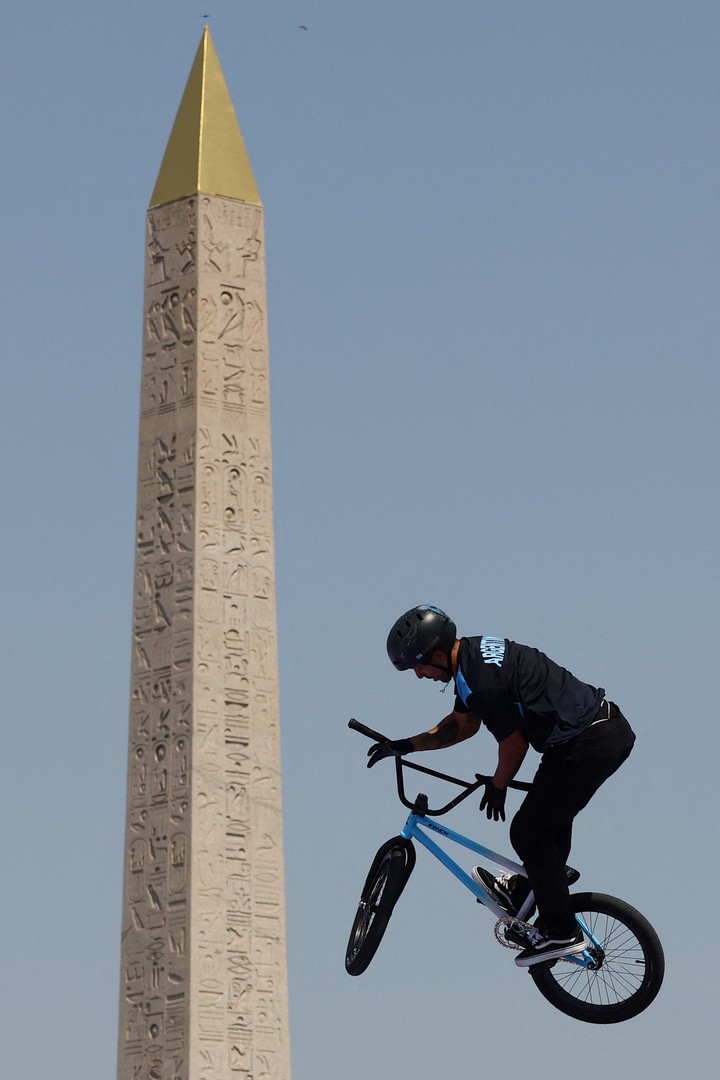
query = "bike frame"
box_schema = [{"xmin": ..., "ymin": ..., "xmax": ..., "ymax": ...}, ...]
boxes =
[
  {"xmin": 401, "ymin": 810, "xmax": 528, "ymax": 921},
  {"xmin": 350, "ymin": 718, "xmax": 600, "ymax": 967}
]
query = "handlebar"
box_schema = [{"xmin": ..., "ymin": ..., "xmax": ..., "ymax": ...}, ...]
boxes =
[
  {"xmin": 348, "ymin": 718, "xmax": 388, "ymax": 743},
  {"xmin": 349, "ymin": 718, "xmax": 532, "ymax": 817}
]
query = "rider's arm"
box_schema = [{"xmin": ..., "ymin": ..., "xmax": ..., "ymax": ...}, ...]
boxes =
[
  {"xmin": 492, "ymin": 728, "xmax": 530, "ymax": 788},
  {"xmin": 410, "ymin": 710, "xmax": 482, "ymax": 752}
]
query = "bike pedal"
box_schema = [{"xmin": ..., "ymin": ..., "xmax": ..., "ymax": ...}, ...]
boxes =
[
  {"xmin": 494, "ymin": 917, "xmax": 538, "ymax": 951},
  {"xmin": 505, "ymin": 927, "xmax": 530, "ymax": 949}
]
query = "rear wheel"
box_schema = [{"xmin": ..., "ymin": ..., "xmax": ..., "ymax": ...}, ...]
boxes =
[
  {"xmin": 345, "ymin": 838, "xmax": 415, "ymax": 976},
  {"xmin": 530, "ymin": 892, "xmax": 664, "ymax": 1023}
]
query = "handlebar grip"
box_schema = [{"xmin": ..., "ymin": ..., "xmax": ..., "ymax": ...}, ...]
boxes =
[
  {"xmin": 475, "ymin": 773, "xmax": 532, "ymax": 793},
  {"xmin": 509, "ymin": 779, "xmax": 533, "ymax": 792},
  {"xmin": 348, "ymin": 718, "xmax": 389, "ymax": 743}
]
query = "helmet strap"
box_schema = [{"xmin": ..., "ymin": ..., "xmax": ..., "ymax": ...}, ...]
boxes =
[{"xmin": 423, "ymin": 650, "xmax": 454, "ymax": 683}]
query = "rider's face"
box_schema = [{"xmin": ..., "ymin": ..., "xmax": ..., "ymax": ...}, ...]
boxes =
[
  {"xmin": 413, "ymin": 650, "xmax": 450, "ymax": 681},
  {"xmin": 413, "ymin": 664, "xmax": 445, "ymax": 680}
]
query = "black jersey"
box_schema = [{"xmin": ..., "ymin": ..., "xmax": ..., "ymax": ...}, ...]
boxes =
[{"xmin": 453, "ymin": 636, "xmax": 605, "ymax": 752}]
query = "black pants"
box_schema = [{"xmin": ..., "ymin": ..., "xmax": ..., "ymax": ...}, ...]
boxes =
[{"xmin": 509, "ymin": 702, "xmax": 636, "ymax": 938}]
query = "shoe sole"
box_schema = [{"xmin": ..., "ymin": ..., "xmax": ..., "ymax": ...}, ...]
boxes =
[{"xmin": 514, "ymin": 939, "xmax": 589, "ymax": 968}]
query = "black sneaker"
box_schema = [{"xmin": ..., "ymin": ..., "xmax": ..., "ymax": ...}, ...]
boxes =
[
  {"xmin": 471, "ymin": 868, "xmax": 530, "ymax": 914},
  {"xmin": 564, "ymin": 865, "xmax": 581, "ymax": 886},
  {"xmin": 499, "ymin": 918, "xmax": 540, "ymax": 949},
  {"xmin": 514, "ymin": 926, "xmax": 589, "ymax": 968}
]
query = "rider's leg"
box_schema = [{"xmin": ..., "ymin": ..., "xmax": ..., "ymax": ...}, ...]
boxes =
[{"xmin": 510, "ymin": 705, "xmax": 635, "ymax": 939}]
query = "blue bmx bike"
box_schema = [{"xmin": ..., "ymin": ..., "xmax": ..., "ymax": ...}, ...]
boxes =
[{"xmin": 345, "ymin": 719, "xmax": 664, "ymax": 1024}]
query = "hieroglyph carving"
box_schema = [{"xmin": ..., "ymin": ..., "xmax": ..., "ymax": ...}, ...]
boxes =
[{"xmin": 118, "ymin": 195, "xmax": 290, "ymax": 1080}]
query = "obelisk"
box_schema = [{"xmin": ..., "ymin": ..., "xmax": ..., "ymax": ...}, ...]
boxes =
[{"xmin": 117, "ymin": 28, "xmax": 291, "ymax": 1080}]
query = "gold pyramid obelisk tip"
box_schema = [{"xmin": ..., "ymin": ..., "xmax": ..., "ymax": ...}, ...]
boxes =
[{"xmin": 150, "ymin": 26, "xmax": 261, "ymax": 208}]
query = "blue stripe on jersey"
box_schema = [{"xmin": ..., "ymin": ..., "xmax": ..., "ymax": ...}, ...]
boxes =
[{"xmin": 455, "ymin": 666, "xmax": 472, "ymax": 706}]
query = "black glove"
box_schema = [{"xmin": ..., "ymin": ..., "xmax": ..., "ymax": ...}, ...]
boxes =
[
  {"xmin": 367, "ymin": 738, "xmax": 414, "ymax": 769},
  {"xmin": 479, "ymin": 780, "xmax": 507, "ymax": 821}
]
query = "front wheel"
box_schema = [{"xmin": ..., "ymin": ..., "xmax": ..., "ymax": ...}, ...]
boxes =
[
  {"xmin": 345, "ymin": 837, "xmax": 415, "ymax": 976},
  {"xmin": 530, "ymin": 891, "xmax": 664, "ymax": 1023}
]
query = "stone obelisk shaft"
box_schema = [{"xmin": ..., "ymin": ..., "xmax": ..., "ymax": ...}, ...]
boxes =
[{"xmin": 117, "ymin": 29, "xmax": 290, "ymax": 1080}]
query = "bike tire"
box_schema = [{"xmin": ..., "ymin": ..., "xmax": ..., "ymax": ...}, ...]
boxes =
[
  {"xmin": 345, "ymin": 838, "xmax": 415, "ymax": 976},
  {"xmin": 529, "ymin": 891, "xmax": 664, "ymax": 1024}
]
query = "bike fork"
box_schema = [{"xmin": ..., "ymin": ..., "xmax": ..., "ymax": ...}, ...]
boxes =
[{"xmin": 567, "ymin": 914, "xmax": 605, "ymax": 970}]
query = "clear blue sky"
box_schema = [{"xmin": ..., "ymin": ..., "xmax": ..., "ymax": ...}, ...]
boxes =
[{"xmin": 1, "ymin": 1, "xmax": 718, "ymax": 1076}]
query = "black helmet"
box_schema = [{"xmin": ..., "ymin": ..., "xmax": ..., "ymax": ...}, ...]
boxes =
[{"xmin": 386, "ymin": 605, "xmax": 457, "ymax": 671}]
